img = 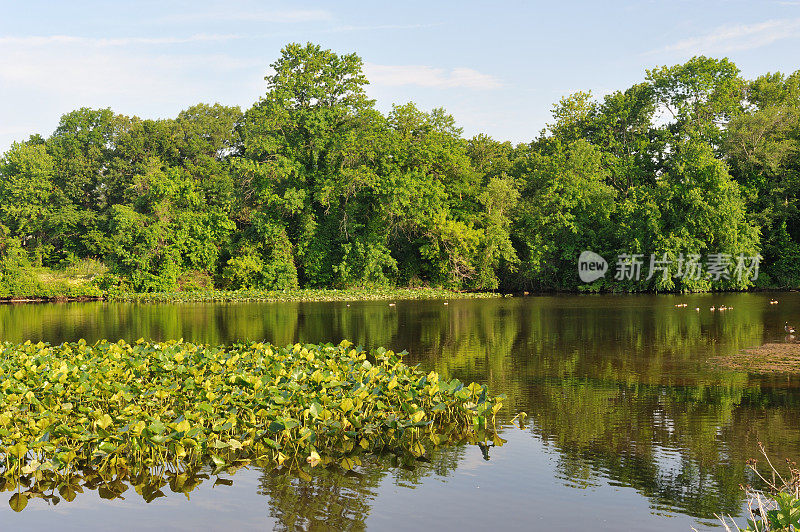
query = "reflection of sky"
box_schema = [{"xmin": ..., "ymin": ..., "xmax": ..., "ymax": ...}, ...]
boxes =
[
  {"xmin": 4, "ymin": 431, "xmax": 716, "ymax": 531},
  {"xmin": 8, "ymin": 470, "xmax": 273, "ymax": 530},
  {"xmin": 371, "ymin": 430, "xmax": 714, "ymax": 532}
]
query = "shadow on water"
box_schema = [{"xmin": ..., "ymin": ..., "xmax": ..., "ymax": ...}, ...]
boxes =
[{"xmin": 1, "ymin": 292, "xmax": 799, "ymax": 530}]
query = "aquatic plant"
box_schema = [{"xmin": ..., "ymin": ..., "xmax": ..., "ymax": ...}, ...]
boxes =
[
  {"xmin": 716, "ymin": 444, "xmax": 800, "ymax": 531},
  {"xmin": 0, "ymin": 339, "xmax": 504, "ymax": 510},
  {"xmin": 108, "ymin": 287, "xmax": 499, "ymax": 303}
]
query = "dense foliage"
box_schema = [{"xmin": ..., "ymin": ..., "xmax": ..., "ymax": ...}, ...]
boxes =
[
  {"xmin": 1, "ymin": 44, "xmax": 799, "ymax": 293},
  {"xmin": 0, "ymin": 339, "xmax": 503, "ymax": 510}
]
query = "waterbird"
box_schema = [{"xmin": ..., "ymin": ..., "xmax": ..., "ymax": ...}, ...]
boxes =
[
  {"xmin": 444, "ymin": 302, "xmax": 449, "ymax": 305},
  {"xmin": 389, "ymin": 303, "xmax": 396, "ymax": 307},
  {"xmin": 710, "ymin": 306, "xmax": 716, "ymax": 311},
  {"xmin": 786, "ymin": 321, "xmax": 796, "ymax": 334},
  {"xmin": 695, "ymin": 308, "xmax": 700, "ymax": 311}
]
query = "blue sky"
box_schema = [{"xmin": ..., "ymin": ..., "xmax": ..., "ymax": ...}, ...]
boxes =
[{"xmin": 1, "ymin": 0, "xmax": 799, "ymax": 151}]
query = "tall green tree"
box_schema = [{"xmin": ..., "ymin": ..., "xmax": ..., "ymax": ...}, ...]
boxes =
[{"xmin": 0, "ymin": 142, "xmax": 55, "ymax": 251}]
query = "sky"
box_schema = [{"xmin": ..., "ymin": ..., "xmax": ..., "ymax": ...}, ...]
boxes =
[{"xmin": 1, "ymin": 0, "xmax": 800, "ymax": 151}]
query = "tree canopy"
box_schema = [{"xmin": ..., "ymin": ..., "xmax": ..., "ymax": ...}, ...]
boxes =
[{"xmin": 2, "ymin": 43, "xmax": 798, "ymax": 294}]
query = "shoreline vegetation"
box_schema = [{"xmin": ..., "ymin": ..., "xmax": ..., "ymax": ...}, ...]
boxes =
[
  {"xmin": 2, "ymin": 43, "xmax": 800, "ymax": 296},
  {"xmin": 110, "ymin": 287, "xmax": 499, "ymax": 303},
  {"xmin": 718, "ymin": 444, "xmax": 800, "ymax": 531},
  {"xmin": 3, "ymin": 281, "xmax": 800, "ymax": 304},
  {"xmin": 0, "ymin": 339, "xmax": 506, "ymax": 511},
  {"xmin": 0, "ymin": 287, "xmax": 499, "ymax": 304}
]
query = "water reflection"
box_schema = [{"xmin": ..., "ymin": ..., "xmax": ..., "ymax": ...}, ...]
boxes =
[
  {"xmin": 256, "ymin": 445, "xmax": 468, "ymax": 532},
  {"xmin": 1, "ymin": 293, "xmax": 800, "ymax": 530}
]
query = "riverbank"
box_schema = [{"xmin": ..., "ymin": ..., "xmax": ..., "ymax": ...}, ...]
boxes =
[
  {"xmin": 108, "ymin": 287, "xmax": 500, "ymax": 303},
  {"xmin": 1, "ymin": 287, "xmax": 500, "ymax": 304},
  {"xmin": 0, "ymin": 295, "xmax": 103, "ymax": 303}
]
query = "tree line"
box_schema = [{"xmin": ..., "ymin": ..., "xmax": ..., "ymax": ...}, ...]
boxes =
[{"xmin": 1, "ymin": 42, "xmax": 798, "ymax": 293}]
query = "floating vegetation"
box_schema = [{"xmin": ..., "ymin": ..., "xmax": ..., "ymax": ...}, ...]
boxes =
[
  {"xmin": 710, "ymin": 344, "xmax": 800, "ymax": 374},
  {"xmin": 108, "ymin": 287, "xmax": 499, "ymax": 303},
  {"xmin": 0, "ymin": 339, "xmax": 505, "ymax": 510}
]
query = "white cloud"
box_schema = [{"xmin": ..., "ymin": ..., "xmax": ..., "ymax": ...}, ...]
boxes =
[
  {"xmin": 157, "ymin": 9, "xmax": 332, "ymax": 24},
  {"xmin": 0, "ymin": 34, "xmax": 243, "ymax": 47},
  {"xmin": 0, "ymin": 40, "xmax": 263, "ymax": 97},
  {"xmin": 651, "ymin": 18, "xmax": 800, "ymax": 55},
  {"xmin": 365, "ymin": 63, "xmax": 502, "ymax": 90},
  {"xmin": 0, "ymin": 38, "xmax": 267, "ymax": 150},
  {"xmin": 323, "ymin": 23, "xmax": 442, "ymax": 33}
]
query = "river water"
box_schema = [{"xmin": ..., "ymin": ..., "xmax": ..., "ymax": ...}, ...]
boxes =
[{"xmin": 1, "ymin": 292, "xmax": 799, "ymax": 530}]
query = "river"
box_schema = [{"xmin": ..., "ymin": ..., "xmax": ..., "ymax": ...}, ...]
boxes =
[{"xmin": 1, "ymin": 292, "xmax": 798, "ymax": 530}]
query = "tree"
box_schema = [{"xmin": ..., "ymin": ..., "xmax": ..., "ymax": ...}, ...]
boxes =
[
  {"xmin": 625, "ymin": 139, "xmax": 760, "ymax": 291},
  {"xmin": 511, "ymin": 140, "xmax": 616, "ymax": 290},
  {"xmin": 0, "ymin": 142, "xmax": 54, "ymax": 250},
  {"xmin": 725, "ymin": 72, "xmax": 800, "ymax": 286},
  {"xmin": 237, "ymin": 42, "xmax": 376, "ymax": 286},
  {"xmin": 647, "ymin": 56, "xmax": 745, "ymax": 148}
]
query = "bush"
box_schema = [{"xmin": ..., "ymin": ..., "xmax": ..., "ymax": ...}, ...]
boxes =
[
  {"xmin": 0, "ymin": 237, "xmax": 40, "ymax": 297},
  {"xmin": 221, "ymin": 253, "xmax": 264, "ymax": 289},
  {"xmin": 91, "ymin": 273, "xmax": 128, "ymax": 294},
  {"xmin": 221, "ymin": 249, "xmax": 298, "ymax": 290},
  {"xmin": 177, "ymin": 270, "xmax": 214, "ymax": 291}
]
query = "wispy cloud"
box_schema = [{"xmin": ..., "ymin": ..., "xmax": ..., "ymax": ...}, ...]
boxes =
[
  {"xmin": 0, "ymin": 46, "xmax": 263, "ymax": 98},
  {"xmin": 650, "ymin": 18, "xmax": 800, "ymax": 55},
  {"xmin": 0, "ymin": 34, "xmax": 243, "ymax": 47},
  {"xmin": 157, "ymin": 9, "xmax": 332, "ymax": 24},
  {"xmin": 0, "ymin": 21, "xmax": 438, "ymax": 49},
  {"xmin": 365, "ymin": 64, "xmax": 502, "ymax": 90},
  {"xmin": 322, "ymin": 23, "xmax": 442, "ymax": 33}
]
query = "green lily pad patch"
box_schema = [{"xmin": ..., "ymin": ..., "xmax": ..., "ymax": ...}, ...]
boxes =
[{"xmin": 0, "ymin": 339, "xmax": 504, "ymax": 509}]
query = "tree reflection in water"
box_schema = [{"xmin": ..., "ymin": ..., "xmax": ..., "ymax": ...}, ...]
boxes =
[{"xmin": 1, "ymin": 292, "xmax": 799, "ymax": 526}]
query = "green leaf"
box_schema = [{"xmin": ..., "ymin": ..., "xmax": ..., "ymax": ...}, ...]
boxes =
[
  {"xmin": 9, "ymin": 493, "xmax": 28, "ymax": 512},
  {"xmin": 308, "ymin": 402, "xmax": 323, "ymax": 419}
]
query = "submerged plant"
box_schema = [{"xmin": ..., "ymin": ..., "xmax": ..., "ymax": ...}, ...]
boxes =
[{"xmin": 0, "ymin": 339, "xmax": 505, "ymax": 510}]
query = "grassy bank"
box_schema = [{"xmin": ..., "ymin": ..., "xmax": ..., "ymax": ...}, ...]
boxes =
[
  {"xmin": 0, "ymin": 261, "xmax": 499, "ymax": 303},
  {"xmin": 0, "ymin": 259, "xmax": 105, "ymax": 301},
  {"xmin": 0, "ymin": 339, "xmax": 503, "ymax": 509}
]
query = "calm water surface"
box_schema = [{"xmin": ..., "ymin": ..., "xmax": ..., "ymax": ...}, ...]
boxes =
[{"xmin": 1, "ymin": 292, "xmax": 799, "ymax": 531}]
